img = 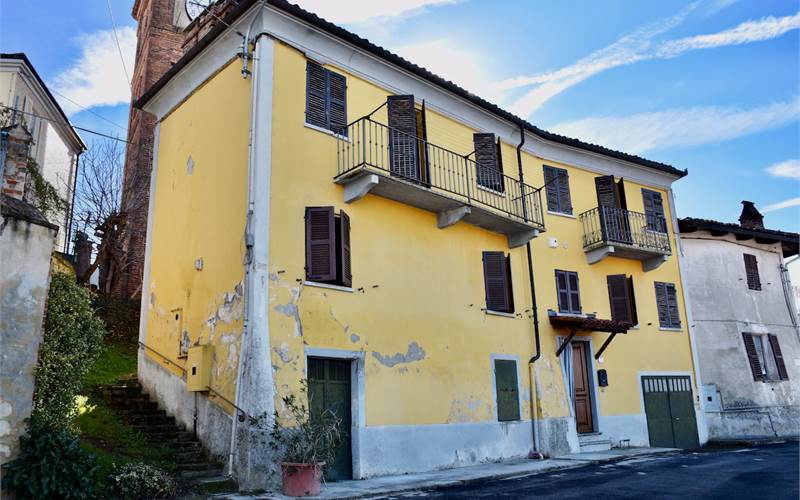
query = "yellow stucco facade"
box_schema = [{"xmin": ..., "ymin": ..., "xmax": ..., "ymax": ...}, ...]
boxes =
[{"xmin": 140, "ymin": 20, "xmax": 701, "ymax": 485}]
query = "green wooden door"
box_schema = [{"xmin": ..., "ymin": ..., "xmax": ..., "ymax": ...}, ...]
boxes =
[
  {"xmin": 308, "ymin": 358, "xmax": 352, "ymax": 481},
  {"xmin": 642, "ymin": 376, "xmax": 699, "ymax": 449}
]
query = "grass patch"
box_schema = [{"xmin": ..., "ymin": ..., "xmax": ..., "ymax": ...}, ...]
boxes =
[{"xmin": 83, "ymin": 341, "xmax": 138, "ymax": 388}]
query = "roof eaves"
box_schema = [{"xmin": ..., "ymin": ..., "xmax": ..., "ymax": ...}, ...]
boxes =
[{"xmin": 134, "ymin": 0, "xmax": 687, "ymax": 179}]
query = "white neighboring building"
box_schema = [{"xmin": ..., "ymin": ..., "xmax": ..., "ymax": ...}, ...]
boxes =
[
  {"xmin": 0, "ymin": 53, "xmax": 86, "ymax": 252},
  {"xmin": 679, "ymin": 202, "xmax": 800, "ymax": 441}
]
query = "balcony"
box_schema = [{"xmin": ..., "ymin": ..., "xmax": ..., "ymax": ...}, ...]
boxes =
[
  {"xmin": 335, "ymin": 117, "xmax": 545, "ymax": 248},
  {"xmin": 579, "ymin": 206, "xmax": 671, "ymax": 271}
]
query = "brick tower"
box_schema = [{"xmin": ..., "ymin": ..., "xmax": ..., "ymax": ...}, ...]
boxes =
[{"xmin": 114, "ymin": 0, "xmax": 185, "ymax": 298}]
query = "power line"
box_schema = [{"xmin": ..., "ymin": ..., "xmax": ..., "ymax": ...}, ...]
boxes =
[
  {"xmin": 1, "ymin": 105, "xmax": 129, "ymax": 144},
  {"xmin": 106, "ymin": 0, "xmax": 132, "ymax": 86},
  {"xmin": 47, "ymin": 88, "xmax": 128, "ymax": 132}
]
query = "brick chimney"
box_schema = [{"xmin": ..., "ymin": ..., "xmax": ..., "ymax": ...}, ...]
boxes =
[
  {"xmin": 1, "ymin": 124, "xmax": 34, "ymax": 201},
  {"xmin": 739, "ymin": 201, "xmax": 764, "ymax": 229}
]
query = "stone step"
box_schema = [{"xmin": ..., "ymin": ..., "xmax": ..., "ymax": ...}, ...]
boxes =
[
  {"xmin": 180, "ymin": 467, "xmax": 225, "ymax": 479},
  {"xmin": 176, "ymin": 461, "xmax": 217, "ymax": 472},
  {"xmin": 128, "ymin": 414, "xmax": 175, "ymax": 426},
  {"xmin": 167, "ymin": 440, "xmax": 202, "ymax": 451},
  {"xmin": 146, "ymin": 431, "xmax": 193, "ymax": 442},
  {"xmin": 190, "ymin": 475, "xmax": 238, "ymax": 494},
  {"xmin": 174, "ymin": 449, "xmax": 206, "ymax": 463},
  {"xmin": 121, "ymin": 408, "xmax": 167, "ymax": 417},
  {"xmin": 579, "ymin": 439, "xmax": 612, "ymax": 453},
  {"xmin": 134, "ymin": 423, "xmax": 182, "ymax": 434}
]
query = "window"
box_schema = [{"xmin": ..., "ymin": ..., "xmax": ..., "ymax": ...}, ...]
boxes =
[
  {"xmin": 543, "ymin": 166, "xmax": 572, "ymax": 215},
  {"xmin": 642, "ymin": 189, "xmax": 666, "ymax": 232},
  {"xmin": 306, "ymin": 62, "xmax": 347, "ymax": 135},
  {"xmin": 654, "ymin": 282, "xmax": 680, "ymax": 329},
  {"xmin": 483, "ymin": 251, "xmax": 513, "ymax": 313},
  {"xmin": 474, "ymin": 133, "xmax": 504, "ymax": 192},
  {"xmin": 743, "ymin": 253, "xmax": 761, "ymax": 291},
  {"xmin": 493, "ymin": 359, "xmax": 520, "ymax": 421},
  {"xmin": 555, "ymin": 270, "xmax": 581, "ymax": 314},
  {"xmin": 305, "ymin": 207, "xmax": 351, "ymax": 287},
  {"xmin": 742, "ymin": 333, "xmax": 789, "ymax": 382},
  {"xmin": 607, "ymin": 274, "xmax": 637, "ymax": 325}
]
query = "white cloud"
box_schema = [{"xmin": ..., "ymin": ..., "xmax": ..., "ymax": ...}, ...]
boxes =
[
  {"xmin": 766, "ymin": 159, "xmax": 800, "ymax": 180},
  {"xmin": 393, "ymin": 39, "xmax": 499, "ymax": 100},
  {"xmin": 53, "ymin": 27, "xmax": 135, "ymax": 115},
  {"xmin": 294, "ymin": 0, "xmax": 458, "ymax": 25},
  {"xmin": 501, "ymin": 11, "xmax": 800, "ymax": 118},
  {"xmin": 762, "ymin": 197, "xmax": 800, "ymax": 213},
  {"xmin": 550, "ymin": 98, "xmax": 799, "ymax": 154}
]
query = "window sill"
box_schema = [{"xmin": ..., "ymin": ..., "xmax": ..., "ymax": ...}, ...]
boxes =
[
  {"xmin": 554, "ymin": 311, "xmax": 585, "ymax": 318},
  {"xmin": 486, "ymin": 310, "xmax": 516, "ymax": 318},
  {"xmin": 659, "ymin": 327, "xmax": 683, "ymax": 332},
  {"xmin": 303, "ymin": 281, "xmax": 354, "ymax": 293},
  {"xmin": 547, "ymin": 211, "xmax": 576, "ymax": 219},
  {"xmin": 476, "ymin": 184, "xmax": 506, "ymax": 196},
  {"xmin": 304, "ymin": 122, "xmax": 349, "ymax": 141}
]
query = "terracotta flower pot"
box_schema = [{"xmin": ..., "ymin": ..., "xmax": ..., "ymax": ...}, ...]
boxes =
[{"xmin": 281, "ymin": 462, "xmax": 325, "ymax": 497}]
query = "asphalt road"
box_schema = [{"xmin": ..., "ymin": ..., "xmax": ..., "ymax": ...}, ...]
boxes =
[{"xmin": 388, "ymin": 442, "xmax": 799, "ymax": 500}]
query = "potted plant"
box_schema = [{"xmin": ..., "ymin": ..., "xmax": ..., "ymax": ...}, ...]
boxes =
[{"xmin": 256, "ymin": 388, "xmax": 342, "ymax": 497}]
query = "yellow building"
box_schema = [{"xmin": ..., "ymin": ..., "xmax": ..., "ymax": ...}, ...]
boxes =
[{"xmin": 135, "ymin": 1, "xmax": 706, "ymax": 489}]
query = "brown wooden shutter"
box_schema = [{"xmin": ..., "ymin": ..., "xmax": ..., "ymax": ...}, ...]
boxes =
[
  {"xmin": 387, "ymin": 95, "xmax": 419, "ymax": 181},
  {"xmin": 595, "ymin": 175, "xmax": 619, "ymax": 208},
  {"xmin": 544, "ymin": 166, "xmax": 559, "ymax": 212},
  {"xmin": 654, "ymin": 282, "xmax": 669, "ymax": 327},
  {"xmin": 743, "ymin": 254, "xmax": 761, "ymax": 290},
  {"xmin": 607, "ymin": 274, "xmax": 632, "ymax": 324},
  {"xmin": 483, "ymin": 251, "xmax": 511, "ymax": 313},
  {"xmin": 768, "ymin": 334, "xmax": 789, "ymax": 380},
  {"xmin": 474, "ymin": 133, "xmax": 502, "ymax": 191},
  {"xmin": 328, "ymin": 71, "xmax": 347, "ymax": 135},
  {"xmin": 339, "ymin": 210, "xmax": 352, "ymax": 287},
  {"xmin": 305, "ymin": 207, "xmax": 336, "ymax": 282},
  {"xmin": 568, "ymin": 271, "xmax": 580, "ymax": 313},
  {"xmin": 418, "ymin": 101, "xmax": 431, "ymax": 185},
  {"xmin": 556, "ymin": 270, "xmax": 570, "ymax": 313},
  {"xmin": 666, "ymin": 283, "xmax": 680, "ymax": 328},
  {"xmin": 306, "ymin": 62, "xmax": 327, "ymax": 129},
  {"xmin": 742, "ymin": 332, "xmax": 765, "ymax": 382},
  {"xmin": 642, "ymin": 189, "xmax": 666, "ymax": 232},
  {"xmin": 627, "ymin": 276, "xmax": 638, "ymax": 326}
]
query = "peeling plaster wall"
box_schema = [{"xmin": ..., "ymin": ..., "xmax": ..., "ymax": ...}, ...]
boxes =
[
  {"xmin": 682, "ymin": 233, "xmax": 800, "ymax": 440},
  {"xmin": 266, "ymin": 41, "xmax": 698, "ymax": 472},
  {"xmin": 140, "ymin": 60, "xmax": 252, "ymax": 479},
  {"xmin": 0, "ymin": 216, "xmax": 57, "ymax": 464}
]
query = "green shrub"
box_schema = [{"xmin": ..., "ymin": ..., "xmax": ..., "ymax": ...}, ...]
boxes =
[
  {"xmin": 33, "ymin": 272, "xmax": 107, "ymax": 428},
  {"xmin": 107, "ymin": 462, "xmax": 178, "ymax": 499},
  {"xmin": 1, "ymin": 422, "xmax": 99, "ymax": 499},
  {"xmin": 92, "ymin": 295, "xmax": 140, "ymax": 341}
]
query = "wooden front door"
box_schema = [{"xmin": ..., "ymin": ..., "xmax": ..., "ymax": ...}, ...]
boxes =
[
  {"xmin": 572, "ymin": 341, "xmax": 595, "ymax": 434},
  {"xmin": 308, "ymin": 358, "xmax": 352, "ymax": 481}
]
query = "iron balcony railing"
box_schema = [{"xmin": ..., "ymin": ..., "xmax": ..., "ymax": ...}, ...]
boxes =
[
  {"xmin": 580, "ymin": 206, "xmax": 671, "ymax": 254},
  {"xmin": 336, "ymin": 117, "xmax": 545, "ymax": 229}
]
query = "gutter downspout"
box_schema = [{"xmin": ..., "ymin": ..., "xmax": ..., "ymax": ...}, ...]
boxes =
[
  {"xmin": 780, "ymin": 254, "xmax": 800, "ymax": 340},
  {"xmin": 66, "ymin": 150, "xmax": 82, "ymax": 254},
  {"xmin": 228, "ymin": 1, "xmax": 268, "ymax": 478},
  {"xmin": 516, "ymin": 125, "xmax": 542, "ymax": 455}
]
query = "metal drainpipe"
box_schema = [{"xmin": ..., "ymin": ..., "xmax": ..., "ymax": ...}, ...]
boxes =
[
  {"xmin": 66, "ymin": 150, "xmax": 82, "ymax": 254},
  {"xmin": 515, "ymin": 125, "xmax": 542, "ymax": 455},
  {"xmin": 780, "ymin": 254, "xmax": 800, "ymax": 339}
]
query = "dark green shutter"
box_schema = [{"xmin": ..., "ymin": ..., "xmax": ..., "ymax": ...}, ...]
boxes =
[
  {"xmin": 642, "ymin": 189, "xmax": 666, "ymax": 232},
  {"xmin": 328, "ymin": 71, "xmax": 347, "ymax": 135},
  {"xmin": 555, "ymin": 270, "xmax": 580, "ymax": 314},
  {"xmin": 655, "ymin": 282, "xmax": 680, "ymax": 328},
  {"xmin": 339, "ymin": 210, "xmax": 352, "ymax": 287},
  {"xmin": 544, "ymin": 166, "xmax": 572, "ymax": 215},
  {"xmin": 494, "ymin": 359, "xmax": 520, "ymax": 421},
  {"xmin": 665, "ymin": 283, "xmax": 680, "ymax": 328}
]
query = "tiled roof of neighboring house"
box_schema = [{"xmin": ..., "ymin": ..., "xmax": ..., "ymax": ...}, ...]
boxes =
[
  {"xmin": 1, "ymin": 52, "xmax": 87, "ymax": 151},
  {"xmin": 678, "ymin": 217, "xmax": 799, "ymax": 257},
  {"xmin": 1, "ymin": 193, "xmax": 59, "ymax": 230},
  {"xmin": 134, "ymin": 0, "xmax": 687, "ymax": 179}
]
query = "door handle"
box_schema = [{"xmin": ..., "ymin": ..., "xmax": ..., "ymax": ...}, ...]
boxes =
[{"xmin": 674, "ymin": 417, "xmax": 680, "ymax": 420}]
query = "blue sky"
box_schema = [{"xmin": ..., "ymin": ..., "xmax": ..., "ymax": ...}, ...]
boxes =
[{"xmin": 2, "ymin": 0, "xmax": 798, "ymax": 230}]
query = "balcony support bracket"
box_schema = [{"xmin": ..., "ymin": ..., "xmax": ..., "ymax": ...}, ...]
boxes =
[
  {"xmin": 343, "ymin": 173, "xmax": 379, "ymax": 203},
  {"xmin": 437, "ymin": 206, "xmax": 471, "ymax": 229},
  {"xmin": 508, "ymin": 229, "xmax": 540, "ymax": 249},
  {"xmin": 642, "ymin": 255, "xmax": 668, "ymax": 272},
  {"xmin": 586, "ymin": 245, "xmax": 615, "ymax": 265}
]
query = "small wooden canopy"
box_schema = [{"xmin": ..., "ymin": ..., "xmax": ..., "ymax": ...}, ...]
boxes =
[{"xmin": 549, "ymin": 314, "xmax": 632, "ymax": 360}]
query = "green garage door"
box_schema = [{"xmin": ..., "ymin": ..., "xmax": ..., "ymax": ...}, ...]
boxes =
[
  {"xmin": 308, "ymin": 358, "xmax": 352, "ymax": 481},
  {"xmin": 642, "ymin": 376, "xmax": 699, "ymax": 448}
]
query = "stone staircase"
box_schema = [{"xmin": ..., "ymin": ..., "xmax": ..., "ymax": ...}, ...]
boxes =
[
  {"xmin": 578, "ymin": 433, "xmax": 612, "ymax": 453},
  {"xmin": 104, "ymin": 377, "xmax": 237, "ymax": 494}
]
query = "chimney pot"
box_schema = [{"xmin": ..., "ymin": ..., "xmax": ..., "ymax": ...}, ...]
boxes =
[{"xmin": 739, "ymin": 200, "xmax": 764, "ymax": 229}]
